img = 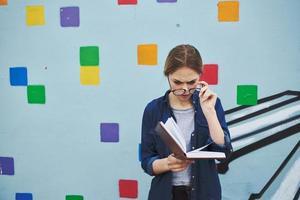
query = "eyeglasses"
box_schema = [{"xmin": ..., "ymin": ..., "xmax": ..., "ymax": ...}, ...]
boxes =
[{"xmin": 171, "ymin": 85, "xmax": 202, "ymax": 96}]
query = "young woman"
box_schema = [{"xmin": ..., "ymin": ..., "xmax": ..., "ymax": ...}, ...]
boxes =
[{"xmin": 141, "ymin": 44, "xmax": 232, "ymax": 200}]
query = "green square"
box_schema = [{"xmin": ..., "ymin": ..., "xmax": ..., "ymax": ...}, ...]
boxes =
[
  {"xmin": 80, "ymin": 46, "xmax": 99, "ymax": 66},
  {"xmin": 27, "ymin": 85, "xmax": 46, "ymax": 104},
  {"xmin": 66, "ymin": 195, "xmax": 84, "ymax": 200},
  {"xmin": 237, "ymin": 85, "xmax": 258, "ymax": 105}
]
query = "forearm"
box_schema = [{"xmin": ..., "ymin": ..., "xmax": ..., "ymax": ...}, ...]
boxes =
[
  {"xmin": 205, "ymin": 110, "xmax": 225, "ymax": 145},
  {"xmin": 152, "ymin": 157, "xmax": 170, "ymax": 175}
]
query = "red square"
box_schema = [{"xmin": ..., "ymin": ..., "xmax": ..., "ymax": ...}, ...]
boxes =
[
  {"xmin": 200, "ymin": 64, "xmax": 218, "ymax": 85},
  {"xmin": 119, "ymin": 179, "xmax": 138, "ymax": 198},
  {"xmin": 118, "ymin": 0, "xmax": 137, "ymax": 5}
]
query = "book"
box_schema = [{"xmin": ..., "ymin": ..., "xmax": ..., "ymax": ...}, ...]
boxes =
[{"xmin": 155, "ymin": 117, "xmax": 226, "ymax": 160}]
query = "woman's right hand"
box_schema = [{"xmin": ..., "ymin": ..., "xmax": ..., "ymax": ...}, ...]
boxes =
[{"xmin": 167, "ymin": 154, "xmax": 193, "ymax": 172}]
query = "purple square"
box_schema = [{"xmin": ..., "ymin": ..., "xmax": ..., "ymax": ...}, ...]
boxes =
[
  {"xmin": 157, "ymin": 0, "xmax": 177, "ymax": 2},
  {"xmin": 0, "ymin": 157, "xmax": 14, "ymax": 175},
  {"xmin": 100, "ymin": 123, "xmax": 119, "ymax": 142},
  {"xmin": 60, "ymin": 6, "xmax": 80, "ymax": 27}
]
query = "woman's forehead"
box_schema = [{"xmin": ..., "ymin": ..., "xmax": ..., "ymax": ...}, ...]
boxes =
[{"xmin": 169, "ymin": 67, "xmax": 199, "ymax": 81}]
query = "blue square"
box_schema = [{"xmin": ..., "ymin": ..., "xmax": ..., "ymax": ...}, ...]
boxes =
[
  {"xmin": 100, "ymin": 123, "xmax": 119, "ymax": 142},
  {"xmin": 16, "ymin": 193, "xmax": 33, "ymax": 200},
  {"xmin": 10, "ymin": 67, "xmax": 28, "ymax": 86}
]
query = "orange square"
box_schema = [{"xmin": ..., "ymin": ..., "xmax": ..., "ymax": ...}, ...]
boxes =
[
  {"xmin": 218, "ymin": 1, "xmax": 239, "ymax": 22},
  {"xmin": 137, "ymin": 44, "xmax": 158, "ymax": 66},
  {"xmin": 0, "ymin": 0, "xmax": 8, "ymax": 6}
]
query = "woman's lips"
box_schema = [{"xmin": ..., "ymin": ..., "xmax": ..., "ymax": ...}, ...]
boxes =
[{"xmin": 180, "ymin": 94, "xmax": 190, "ymax": 98}]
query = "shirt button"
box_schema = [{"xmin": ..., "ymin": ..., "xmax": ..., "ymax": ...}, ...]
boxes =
[
  {"xmin": 192, "ymin": 146, "xmax": 195, "ymax": 149},
  {"xmin": 192, "ymin": 188, "xmax": 195, "ymax": 191},
  {"xmin": 192, "ymin": 134, "xmax": 194, "ymax": 136},
  {"xmin": 192, "ymin": 176, "xmax": 195, "ymax": 179}
]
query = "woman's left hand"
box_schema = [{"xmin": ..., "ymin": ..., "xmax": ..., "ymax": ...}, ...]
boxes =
[{"xmin": 198, "ymin": 81, "xmax": 217, "ymax": 117}]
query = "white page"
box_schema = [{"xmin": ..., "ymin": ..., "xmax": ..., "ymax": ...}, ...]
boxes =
[
  {"xmin": 164, "ymin": 117, "xmax": 187, "ymax": 153},
  {"xmin": 186, "ymin": 151, "xmax": 225, "ymax": 159},
  {"xmin": 188, "ymin": 142, "xmax": 213, "ymax": 154}
]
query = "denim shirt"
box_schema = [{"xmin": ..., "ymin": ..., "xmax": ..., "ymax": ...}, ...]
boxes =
[{"xmin": 141, "ymin": 90, "xmax": 233, "ymax": 200}]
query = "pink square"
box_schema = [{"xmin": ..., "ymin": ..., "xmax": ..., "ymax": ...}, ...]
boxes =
[
  {"xmin": 200, "ymin": 64, "xmax": 218, "ymax": 85},
  {"xmin": 119, "ymin": 179, "xmax": 138, "ymax": 198},
  {"xmin": 118, "ymin": 0, "xmax": 137, "ymax": 5}
]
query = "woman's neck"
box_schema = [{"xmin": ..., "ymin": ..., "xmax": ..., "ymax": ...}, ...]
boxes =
[{"xmin": 168, "ymin": 92, "xmax": 193, "ymax": 110}]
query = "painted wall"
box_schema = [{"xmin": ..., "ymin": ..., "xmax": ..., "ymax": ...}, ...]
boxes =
[{"xmin": 0, "ymin": 0, "xmax": 299, "ymax": 199}]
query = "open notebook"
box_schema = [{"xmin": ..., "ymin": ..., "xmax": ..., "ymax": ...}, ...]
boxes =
[{"xmin": 155, "ymin": 117, "xmax": 226, "ymax": 160}]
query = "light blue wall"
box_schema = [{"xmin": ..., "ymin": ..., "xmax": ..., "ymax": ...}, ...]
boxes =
[{"xmin": 0, "ymin": 0, "xmax": 299, "ymax": 199}]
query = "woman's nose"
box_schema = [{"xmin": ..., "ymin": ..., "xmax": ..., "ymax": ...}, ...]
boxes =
[{"xmin": 182, "ymin": 84, "xmax": 189, "ymax": 93}]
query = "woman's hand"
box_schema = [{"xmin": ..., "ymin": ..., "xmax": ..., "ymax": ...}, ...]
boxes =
[
  {"xmin": 167, "ymin": 154, "xmax": 193, "ymax": 172},
  {"xmin": 198, "ymin": 81, "xmax": 217, "ymax": 117}
]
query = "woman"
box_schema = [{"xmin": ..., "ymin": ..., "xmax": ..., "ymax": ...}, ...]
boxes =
[{"xmin": 141, "ymin": 44, "xmax": 232, "ymax": 200}]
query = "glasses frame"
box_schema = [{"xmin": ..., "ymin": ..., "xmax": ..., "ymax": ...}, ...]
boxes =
[{"xmin": 171, "ymin": 85, "xmax": 202, "ymax": 96}]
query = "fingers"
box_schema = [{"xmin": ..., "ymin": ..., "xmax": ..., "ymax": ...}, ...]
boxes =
[
  {"xmin": 198, "ymin": 81, "xmax": 217, "ymax": 103},
  {"xmin": 198, "ymin": 80, "xmax": 208, "ymax": 87},
  {"xmin": 167, "ymin": 154, "xmax": 192, "ymax": 172}
]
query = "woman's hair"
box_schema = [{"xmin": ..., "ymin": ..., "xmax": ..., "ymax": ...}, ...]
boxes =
[{"xmin": 164, "ymin": 44, "xmax": 203, "ymax": 76}]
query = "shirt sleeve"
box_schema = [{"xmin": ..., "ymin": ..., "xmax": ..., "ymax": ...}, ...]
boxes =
[
  {"xmin": 207, "ymin": 98, "xmax": 233, "ymax": 158},
  {"xmin": 140, "ymin": 104, "xmax": 159, "ymax": 176}
]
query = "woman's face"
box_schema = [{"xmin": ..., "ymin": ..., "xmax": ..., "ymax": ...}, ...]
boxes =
[{"xmin": 168, "ymin": 66, "xmax": 200, "ymax": 102}]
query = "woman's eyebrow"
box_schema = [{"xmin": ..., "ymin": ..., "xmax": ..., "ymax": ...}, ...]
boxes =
[
  {"xmin": 172, "ymin": 79, "xmax": 183, "ymax": 83},
  {"xmin": 172, "ymin": 78, "xmax": 197, "ymax": 83}
]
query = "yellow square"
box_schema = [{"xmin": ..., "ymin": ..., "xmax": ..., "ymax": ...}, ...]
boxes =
[
  {"xmin": 218, "ymin": 1, "xmax": 239, "ymax": 22},
  {"xmin": 0, "ymin": 0, "xmax": 8, "ymax": 6},
  {"xmin": 80, "ymin": 67, "xmax": 100, "ymax": 85},
  {"xmin": 137, "ymin": 44, "xmax": 158, "ymax": 66},
  {"xmin": 26, "ymin": 5, "xmax": 45, "ymax": 26}
]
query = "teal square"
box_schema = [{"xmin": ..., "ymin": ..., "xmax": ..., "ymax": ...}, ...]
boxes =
[
  {"xmin": 27, "ymin": 85, "xmax": 46, "ymax": 104},
  {"xmin": 237, "ymin": 85, "xmax": 258, "ymax": 105},
  {"xmin": 80, "ymin": 46, "xmax": 99, "ymax": 66}
]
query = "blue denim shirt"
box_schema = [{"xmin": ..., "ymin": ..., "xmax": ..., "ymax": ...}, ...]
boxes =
[{"xmin": 141, "ymin": 90, "xmax": 232, "ymax": 200}]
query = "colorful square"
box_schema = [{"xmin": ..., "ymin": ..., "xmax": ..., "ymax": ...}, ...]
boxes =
[
  {"xmin": 200, "ymin": 64, "xmax": 218, "ymax": 85},
  {"xmin": 80, "ymin": 67, "xmax": 100, "ymax": 85},
  {"xmin": 237, "ymin": 85, "xmax": 258, "ymax": 105},
  {"xmin": 118, "ymin": 0, "xmax": 137, "ymax": 5},
  {"xmin": 100, "ymin": 123, "xmax": 119, "ymax": 142},
  {"xmin": 218, "ymin": 1, "xmax": 239, "ymax": 22},
  {"xmin": 0, "ymin": 157, "xmax": 14, "ymax": 175},
  {"xmin": 26, "ymin": 5, "xmax": 45, "ymax": 26},
  {"xmin": 80, "ymin": 46, "xmax": 99, "ymax": 66},
  {"xmin": 27, "ymin": 85, "xmax": 46, "ymax": 104},
  {"xmin": 119, "ymin": 179, "xmax": 138, "ymax": 198},
  {"xmin": 66, "ymin": 195, "xmax": 84, "ymax": 200},
  {"xmin": 0, "ymin": 0, "xmax": 8, "ymax": 6},
  {"xmin": 16, "ymin": 193, "xmax": 33, "ymax": 200},
  {"xmin": 137, "ymin": 44, "xmax": 158, "ymax": 66},
  {"xmin": 9, "ymin": 67, "xmax": 28, "ymax": 86},
  {"xmin": 60, "ymin": 7, "xmax": 80, "ymax": 27}
]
